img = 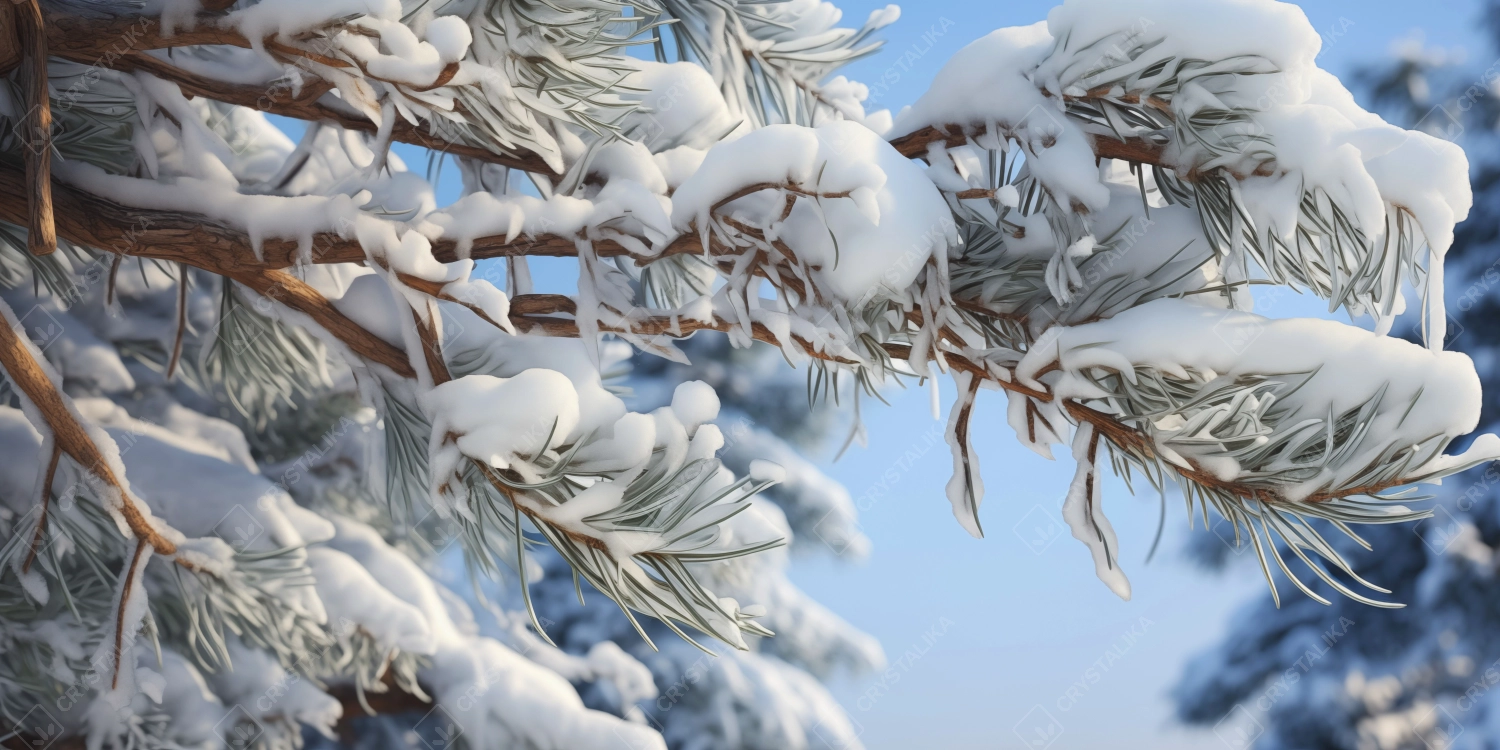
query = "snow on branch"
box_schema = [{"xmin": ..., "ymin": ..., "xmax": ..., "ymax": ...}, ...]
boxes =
[
  {"xmin": 34, "ymin": 0, "xmax": 659, "ymax": 174},
  {"xmin": 3, "ymin": 0, "xmax": 1499, "ymax": 744},
  {"xmin": 890, "ymin": 3, "xmax": 1471, "ymax": 345},
  {"xmin": 1017, "ymin": 299, "xmax": 1500, "ymax": 603},
  {"xmin": 5, "ymin": 134, "xmax": 1481, "ymax": 560}
]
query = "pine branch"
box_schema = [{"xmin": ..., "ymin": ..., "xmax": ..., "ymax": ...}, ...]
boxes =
[
  {"xmin": 20, "ymin": 442, "xmax": 60, "ymax": 573},
  {"xmin": 0, "ymin": 99, "xmax": 1463, "ymax": 523},
  {"xmin": 0, "ymin": 153, "xmax": 690, "ymax": 271},
  {"xmin": 117, "ymin": 50, "xmax": 552, "ymax": 172},
  {"xmin": 0, "ymin": 153, "xmax": 329, "ymax": 270},
  {"xmin": 411, "ymin": 301, "xmax": 450, "ymax": 385},
  {"xmin": 0, "ymin": 151, "xmax": 1443, "ymax": 511},
  {"xmin": 39, "ymin": 4, "xmax": 234, "ymax": 59}
]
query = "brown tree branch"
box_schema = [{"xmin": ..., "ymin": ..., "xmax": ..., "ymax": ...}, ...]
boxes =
[
  {"xmin": 119, "ymin": 51, "xmax": 555, "ymax": 171},
  {"xmin": 229, "ymin": 267, "xmax": 416, "ymax": 378},
  {"xmin": 0, "ymin": 153, "xmax": 1375, "ymax": 508},
  {"xmin": 890, "ymin": 122, "xmax": 1170, "ymax": 169},
  {"xmin": 0, "ymin": 153, "xmax": 694, "ymax": 272},
  {"xmin": 20, "ymin": 441, "xmax": 62, "ymax": 570},
  {"xmin": 15, "ymin": 0, "xmax": 56, "ymax": 256},
  {"xmin": 888, "ymin": 123, "xmax": 969, "ymax": 156},
  {"xmin": 36, "ymin": 9, "xmax": 1195, "ymax": 179},
  {"xmin": 391, "ymin": 270, "xmax": 511, "ymax": 334},
  {"xmin": 500, "ymin": 297, "xmax": 1406, "ymax": 508},
  {"xmin": 0, "ymin": 3, "xmax": 20, "ymax": 76},
  {"xmin": 0, "ymin": 305, "xmax": 176, "ymax": 556},
  {"xmin": 0, "ymin": 153, "xmax": 326, "ymax": 268},
  {"xmin": 21, "ymin": 441, "xmax": 61, "ymax": 573},
  {"xmin": 411, "ymin": 301, "xmax": 451, "ymax": 385},
  {"xmin": 112, "ymin": 538, "xmax": 147, "ymax": 689},
  {"xmin": 40, "ymin": 7, "xmax": 233, "ymax": 60}
]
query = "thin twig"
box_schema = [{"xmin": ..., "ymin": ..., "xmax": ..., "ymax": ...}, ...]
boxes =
[
  {"xmin": 21, "ymin": 442, "xmax": 61, "ymax": 574},
  {"xmin": 165, "ymin": 263, "xmax": 187, "ymax": 380},
  {"xmin": 105, "ymin": 254, "xmax": 123, "ymax": 306},
  {"xmin": 112, "ymin": 539, "xmax": 148, "ymax": 690}
]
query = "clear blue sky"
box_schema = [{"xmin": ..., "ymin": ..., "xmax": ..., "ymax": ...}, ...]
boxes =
[{"xmin": 277, "ymin": 2, "xmax": 1488, "ymax": 747}]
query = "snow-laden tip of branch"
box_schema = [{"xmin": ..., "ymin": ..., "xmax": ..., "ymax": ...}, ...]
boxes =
[
  {"xmin": 1020, "ymin": 298, "xmax": 1489, "ymax": 502},
  {"xmin": 898, "ymin": 0, "xmax": 1471, "ymax": 343},
  {"xmin": 1012, "ymin": 298, "xmax": 1496, "ymax": 603}
]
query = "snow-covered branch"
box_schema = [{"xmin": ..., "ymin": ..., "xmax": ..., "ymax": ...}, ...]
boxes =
[
  {"xmin": 2, "ymin": 0, "xmax": 1498, "ymax": 746},
  {"xmin": 0, "ymin": 299, "xmax": 176, "ymax": 557}
]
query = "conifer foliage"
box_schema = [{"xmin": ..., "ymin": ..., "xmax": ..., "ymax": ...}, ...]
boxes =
[{"xmin": 0, "ymin": 0, "xmax": 1490, "ymax": 748}]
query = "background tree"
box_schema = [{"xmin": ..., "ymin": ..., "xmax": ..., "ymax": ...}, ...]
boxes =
[{"xmin": 0, "ymin": 1, "xmax": 1490, "ymax": 749}]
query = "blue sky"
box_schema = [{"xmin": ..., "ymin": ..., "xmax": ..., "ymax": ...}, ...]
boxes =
[{"xmin": 276, "ymin": 1, "xmax": 1489, "ymax": 746}]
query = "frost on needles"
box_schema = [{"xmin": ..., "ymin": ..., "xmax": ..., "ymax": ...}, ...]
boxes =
[{"xmin": 0, "ymin": 0, "xmax": 1493, "ymax": 748}]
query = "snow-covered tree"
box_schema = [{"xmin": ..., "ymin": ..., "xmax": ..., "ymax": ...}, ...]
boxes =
[
  {"xmin": 0, "ymin": 0, "xmax": 1491, "ymax": 748},
  {"xmin": 1172, "ymin": 11, "xmax": 1500, "ymax": 750}
]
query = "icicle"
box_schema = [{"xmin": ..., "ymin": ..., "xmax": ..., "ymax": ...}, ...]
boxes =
[
  {"xmin": 575, "ymin": 239, "xmax": 604, "ymax": 369},
  {"xmin": 506, "ymin": 257, "xmax": 533, "ymax": 297},
  {"xmin": 363, "ymin": 98, "xmax": 399, "ymax": 178},
  {"xmin": 929, "ymin": 374, "xmax": 941, "ymax": 421},
  {"xmin": 943, "ymin": 371, "xmax": 985, "ymax": 538},
  {"xmin": 1063, "ymin": 424, "xmax": 1130, "ymax": 600},
  {"xmin": 1426, "ymin": 243, "xmax": 1447, "ymax": 351}
]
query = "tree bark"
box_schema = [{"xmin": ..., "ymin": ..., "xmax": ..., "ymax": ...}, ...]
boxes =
[
  {"xmin": 0, "ymin": 154, "xmax": 697, "ymax": 271},
  {"xmin": 14, "ymin": 0, "xmax": 55, "ymax": 256},
  {"xmin": 0, "ymin": 3, "xmax": 20, "ymax": 75}
]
